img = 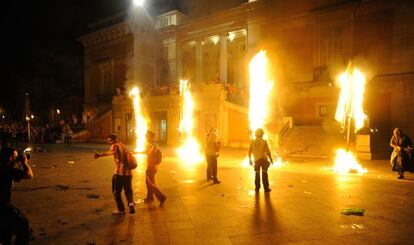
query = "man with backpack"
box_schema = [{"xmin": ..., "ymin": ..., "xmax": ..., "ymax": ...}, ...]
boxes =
[
  {"xmin": 94, "ymin": 134, "xmax": 135, "ymax": 215},
  {"xmin": 139, "ymin": 131, "xmax": 166, "ymax": 207}
]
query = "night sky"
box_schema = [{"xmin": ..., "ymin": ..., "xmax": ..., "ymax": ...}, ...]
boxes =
[{"xmin": 1, "ymin": 0, "xmax": 246, "ymax": 121}]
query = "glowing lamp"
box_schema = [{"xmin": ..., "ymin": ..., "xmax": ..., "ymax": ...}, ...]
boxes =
[{"xmin": 133, "ymin": 0, "xmax": 144, "ymax": 7}]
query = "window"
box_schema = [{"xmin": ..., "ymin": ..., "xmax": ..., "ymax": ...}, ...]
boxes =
[
  {"xmin": 321, "ymin": 25, "xmax": 345, "ymax": 67},
  {"xmin": 159, "ymin": 17, "xmax": 169, "ymax": 28},
  {"xmin": 318, "ymin": 105, "xmax": 328, "ymax": 117}
]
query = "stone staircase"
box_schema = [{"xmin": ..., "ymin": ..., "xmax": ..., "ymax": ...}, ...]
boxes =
[{"xmin": 280, "ymin": 125, "xmax": 343, "ymax": 159}]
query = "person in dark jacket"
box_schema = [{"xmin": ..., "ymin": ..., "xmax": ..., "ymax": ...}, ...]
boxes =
[
  {"xmin": 390, "ymin": 128, "xmax": 413, "ymax": 179},
  {"xmin": 0, "ymin": 147, "xmax": 33, "ymax": 245},
  {"xmin": 205, "ymin": 128, "xmax": 221, "ymax": 184}
]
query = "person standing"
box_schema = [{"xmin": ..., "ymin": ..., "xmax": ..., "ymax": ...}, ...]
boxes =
[
  {"xmin": 205, "ymin": 128, "xmax": 221, "ymax": 184},
  {"xmin": 140, "ymin": 131, "xmax": 166, "ymax": 207},
  {"xmin": 94, "ymin": 134, "xmax": 135, "ymax": 215},
  {"xmin": 390, "ymin": 128, "xmax": 413, "ymax": 179},
  {"xmin": 62, "ymin": 124, "xmax": 73, "ymax": 145},
  {"xmin": 248, "ymin": 128, "xmax": 273, "ymax": 192},
  {"xmin": 0, "ymin": 147, "xmax": 34, "ymax": 245}
]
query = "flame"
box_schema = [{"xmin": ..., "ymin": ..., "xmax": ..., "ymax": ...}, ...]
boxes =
[
  {"xmin": 333, "ymin": 64, "xmax": 368, "ymax": 174},
  {"xmin": 176, "ymin": 80, "xmax": 203, "ymax": 165},
  {"xmin": 333, "ymin": 148, "xmax": 367, "ymax": 174},
  {"xmin": 129, "ymin": 86, "xmax": 148, "ymax": 153},
  {"xmin": 243, "ymin": 50, "xmax": 283, "ymax": 167},
  {"xmin": 335, "ymin": 65, "xmax": 367, "ymax": 132},
  {"xmin": 248, "ymin": 50, "xmax": 274, "ymax": 134}
]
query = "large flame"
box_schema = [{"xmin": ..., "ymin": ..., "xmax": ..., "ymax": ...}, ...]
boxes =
[
  {"xmin": 129, "ymin": 86, "xmax": 148, "ymax": 153},
  {"xmin": 248, "ymin": 50, "xmax": 274, "ymax": 134},
  {"xmin": 243, "ymin": 50, "xmax": 282, "ymax": 167},
  {"xmin": 333, "ymin": 148, "xmax": 367, "ymax": 174},
  {"xmin": 335, "ymin": 65, "xmax": 367, "ymax": 132},
  {"xmin": 333, "ymin": 64, "xmax": 368, "ymax": 174},
  {"xmin": 176, "ymin": 80, "xmax": 203, "ymax": 165}
]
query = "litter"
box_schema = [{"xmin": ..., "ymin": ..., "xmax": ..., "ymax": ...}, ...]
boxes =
[
  {"xmin": 56, "ymin": 184, "xmax": 69, "ymax": 190},
  {"xmin": 86, "ymin": 194, "xmax": 100, "ymax": 199},
  {"xmin": 341, "ymin": 208, "xmax": 365, "ymax": 216}
]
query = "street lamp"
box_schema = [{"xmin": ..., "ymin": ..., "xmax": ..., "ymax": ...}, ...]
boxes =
[{"xmin": 133, "ymin": 0, "xmax": 144, "ymax": 7}]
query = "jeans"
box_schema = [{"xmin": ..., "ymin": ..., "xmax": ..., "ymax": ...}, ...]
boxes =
[
  {"xmin": 254, "ymin": 158, "xmax": 270, "ymax": 190},
  {"xmin": 112, "ymin": 175, "xmax": 134, "ymax": 211},
  {"xmin": 146, "ymin": 167, "xmax": 166, "ymax": 201},
  {"xmin": 206, "ymin": 156, "xmax": 218, "ymax": 181}
]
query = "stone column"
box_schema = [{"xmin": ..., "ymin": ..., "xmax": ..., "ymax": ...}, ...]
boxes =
[
  {"xmin": 219, "ymin": 34, "xmax": 228, "ymax": 82},
  {"xmin": 195, "ymin": 40, "xmax": 203, "ymax": 83},
  {"xmin": 177, "ymin": 43, "xmax": 183, "ymax": 81}
]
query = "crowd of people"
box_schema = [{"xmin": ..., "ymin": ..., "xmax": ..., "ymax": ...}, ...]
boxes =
[{"xmin": 0, "ymin": 116, "xmax": 84, "ymax": 148}]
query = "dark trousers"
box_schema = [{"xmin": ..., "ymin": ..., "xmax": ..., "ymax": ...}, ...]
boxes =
[
  {"xmin": 0, "ymin": 205, "xmax": 30, "ymax": 245},
  {"xmin": 146, "ymin": 167, "xmax": 165, "ymax": 201},
  {"xmin": 254, "ymin": 158, "xmax": 270, "ymax": 190},
  {"xmin": 64, "ymin": 136, "xmax": 72, "ymax": 145},
  {"xmin": 206, "ymin": 156, "xmax": 218, "ymax": 181},
  {"xmin": 112, "ymin": 175, "xmax": 133, "ymax": 211}
]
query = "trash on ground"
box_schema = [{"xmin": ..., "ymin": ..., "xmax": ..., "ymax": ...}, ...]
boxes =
[
  {"xmin": 56, "ymin": 184, "xmax": 69, "ymax": 190},
  {"xmin": 67, "ymin": 161, "xmax": 75, "ymax": 164},
  {"xmin": 341, "ymin": 208, "xmax": 365, "ymax": 216},
  {"xmin": 304, "ymin": 191, "xmax": 312, "ymax": 195},
  {"xmin": 340, "ymin": 223, "xmax": 365, "ymax": 229},
  {"xmin": 86, "ymin": 194, "xmax": 100, "ymax": 199}
]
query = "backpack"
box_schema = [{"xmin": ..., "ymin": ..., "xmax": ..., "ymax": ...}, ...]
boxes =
[
  {"xmin": 124, "ymin": 150, "xmax": 138, "ymax": 169},
  {"xmin": 148, "ymin": 144, "xmax": 162, "ymax": 165},
  {"xmin": 117, "ymin": 144, "xmax": 138, "ymax": 170}
]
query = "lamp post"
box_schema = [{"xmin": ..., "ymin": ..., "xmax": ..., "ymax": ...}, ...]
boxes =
[{"xmin": 25, "ymin": 93, "xmax": 31, "ymax": 143}]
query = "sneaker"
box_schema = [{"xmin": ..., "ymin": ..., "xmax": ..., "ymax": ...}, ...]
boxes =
[
  {"xmin": 213, "ymin": 180, "xmax": 221, "ymax": 184},
  {"xmin": 255, "ymin": 188, "xmax": 260, "ymax": 192},
  {"xmin": 129, "ymin": 203, "xmax": 135, "ymax": 214},
  {"xmin": 397, "ymin": 175, "xmax": 404, "ymax": 179},
  {"xmin": 112, "ymin": 209, "xmax": 125, "ymax": 215},
  {"xmin": 264, "ymin": 188, "xmax": 272, "ymax": 192},
  {"xmin": 159, "ymin": 196, "xmax": 167, "ymax": 207}
]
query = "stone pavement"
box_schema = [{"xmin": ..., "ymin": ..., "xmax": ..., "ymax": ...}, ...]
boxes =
[{"xmin": 9, "ymin": 144, "xmax": 414, "ymax": 244}]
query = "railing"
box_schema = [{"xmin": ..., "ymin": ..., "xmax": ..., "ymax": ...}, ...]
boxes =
[{"xmin": 277, "ymin": 117, "xmax": 293, "ymax": 147}]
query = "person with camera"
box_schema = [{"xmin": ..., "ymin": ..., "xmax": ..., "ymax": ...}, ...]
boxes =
[
  {"xmin": 0, "ymin": 147, "xmax": 33, "ymax": 244},
  {"xmin": 94, "ymin": 134, "xmax": 135, "ymax": 215}
]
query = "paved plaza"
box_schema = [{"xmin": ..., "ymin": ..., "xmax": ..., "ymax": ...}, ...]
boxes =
[{"xmin": 10, "ymin": 144, "xmax": 414, "ymax": 244}]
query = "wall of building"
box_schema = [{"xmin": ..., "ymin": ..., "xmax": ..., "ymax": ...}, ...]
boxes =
[{"xmin": 81, "ymin": 0, "xmax": 414, "ymax": 150}]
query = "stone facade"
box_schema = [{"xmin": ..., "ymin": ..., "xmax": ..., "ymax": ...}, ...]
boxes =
[{"xmin": 80, "ymin": 0, "xmax": 414, "ymax": 153}]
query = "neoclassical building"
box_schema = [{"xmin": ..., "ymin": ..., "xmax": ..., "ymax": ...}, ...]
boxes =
[{"xmin": 79, "ymin": 0, "xmax": 414, "ymax": 158}]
